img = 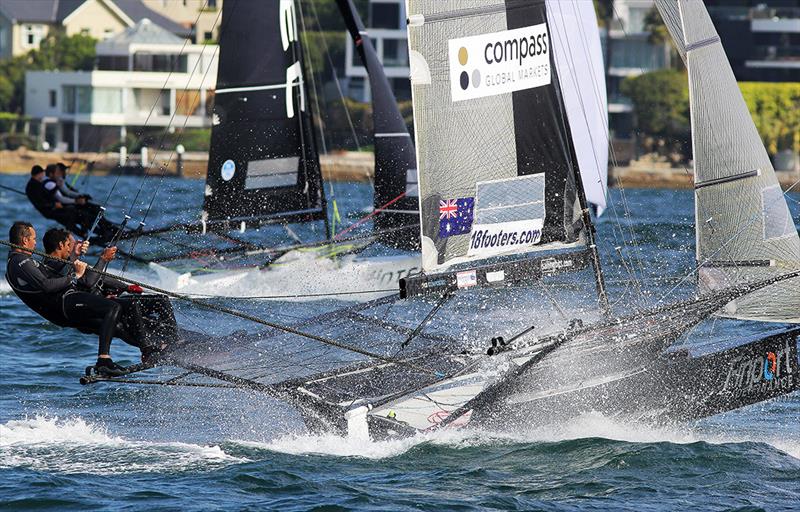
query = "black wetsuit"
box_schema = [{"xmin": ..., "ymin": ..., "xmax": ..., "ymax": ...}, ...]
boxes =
[
  {"xmin": 26, "ymin": 177, "xmax": 85, "ymax": 236},
  {"xmin": 5, "ymin": 252, "xmax": 138, "ymax": 356}
]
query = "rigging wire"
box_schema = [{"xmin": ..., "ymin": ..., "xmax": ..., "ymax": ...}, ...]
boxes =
[
  {"xmin": 297, "ymin": 0, "xmax": 342, "ymax": 239},
  {"xmin": 101, "ymin": 1, "xmax": 213, "ymax": 210},
  {"xmin": 307, "ymin": 0, "xmax": 362, "ymax": 152},
  {"xmin": 0, "ymin": 239, "xmax": 438, "ymax": 376},
  {"xmin": 562, "ymin": 0, "xmax": 649, "ymax": 293},
  {"xmin": 120, "ymin": 10, "xmax": 224, "ymax": 269},
  {"xmin": 656, "ymin": 177, "xmax": 800, "ymax": 305}
]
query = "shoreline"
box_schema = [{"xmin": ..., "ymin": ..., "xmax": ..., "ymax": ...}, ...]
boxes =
[{"xmin": 2, "ymin": 148, "xmax": 798, "ymax": 190}]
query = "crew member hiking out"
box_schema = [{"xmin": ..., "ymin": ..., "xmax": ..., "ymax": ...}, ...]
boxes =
[
  {"xmin": 25, "ymin": 165, "xmax": 84, "ymax": 236},
  {"xmin": 5, "ymin": 222, "xmax": 146, "ymax": 376}
]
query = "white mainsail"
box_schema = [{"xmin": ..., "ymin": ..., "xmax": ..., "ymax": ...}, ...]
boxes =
[
  {"xmin": 655, "ymin": 0, "xmax": 800, "ymax": 323},
  {"xmin": 546, "ymin": 0, "xmax": 608, "ymax": 216}
]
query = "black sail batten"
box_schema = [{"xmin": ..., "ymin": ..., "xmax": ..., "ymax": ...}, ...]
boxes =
[
  {"xmin": 336, "ymin": 0, "xmax": 420, "ymax": 249},
  {"xmin": 202, "ymin": 0, "xmax": 327, "ymax": 228}
]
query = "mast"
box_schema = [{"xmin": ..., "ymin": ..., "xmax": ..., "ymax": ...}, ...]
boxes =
[
  {"xmin": 335, "ymin": 0, "xmax": 420, "ymax": 249},
  {"xmin": 570, "ymin": 139, "xmax": 609, "ymax": 312}
]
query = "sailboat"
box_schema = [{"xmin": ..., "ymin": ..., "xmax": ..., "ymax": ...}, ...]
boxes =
[
  {"xmin": 123, "ymin": 0, "xmax": 423, "ymax": 298},
  {"xmin": 82, "ymin": 0, "xmax": 798, "ymax": 440}
]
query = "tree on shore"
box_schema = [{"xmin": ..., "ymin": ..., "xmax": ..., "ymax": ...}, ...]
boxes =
[
  {"xmin": 621, "ymin": 69, "xmax": 690, "ymax": 162},
  {"xmin": 0, "ymin": 31, "xmax": 96, "ymax": 113}
]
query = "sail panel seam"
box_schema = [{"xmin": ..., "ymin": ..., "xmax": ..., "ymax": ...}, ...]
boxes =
[
  {"xmin": 704, "ymin": 259, "xmax": 775, "ymax": 267},
  {"xmin": 694, "ymin": 169, "xmax": 760, "ymax": 190},
  {"xmin": 685, "ymin": 36, "xmax": 721, "ymax": 53}
]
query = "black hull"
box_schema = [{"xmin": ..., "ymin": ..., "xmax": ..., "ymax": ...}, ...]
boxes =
[{"xmin": 471, "ymin": 328, "xmax": 799, "ymax": 431}]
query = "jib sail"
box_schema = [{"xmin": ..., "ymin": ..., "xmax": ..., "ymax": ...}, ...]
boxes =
[
  {"xmin": 407, "ymin": 0, "xmax": 601, "ymax": 274},
  {"xmin": 337, "ymin": 0, "xmax": 420, "ymax": 249},
  {"xmin": 655, "ymin": 0, "xmax": 800, "ymax": 323},
  {"xmin": 203, "ymin": 0, "xmax": 326, "ymax": 227}
]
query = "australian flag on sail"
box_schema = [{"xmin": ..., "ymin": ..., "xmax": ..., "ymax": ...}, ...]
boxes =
[{"xmin": 439, "ymin": 197, "xmax": 474, "ymax": 238}]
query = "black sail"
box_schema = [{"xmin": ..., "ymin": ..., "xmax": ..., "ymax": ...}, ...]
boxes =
[
  {"xmin": 203, "ymin": 0, "xmax": 326, "ymax": 227},
  {"xmin": 336, "ymin": 0, "xmax": 420, "ymax": 249}
]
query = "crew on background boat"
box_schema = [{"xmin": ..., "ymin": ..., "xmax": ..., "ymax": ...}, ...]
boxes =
[
  {"xmin": 25, "ymin": 165, "xmax": 84, "ymax": 236},
  {"xmin": 5, "ymin": 222, "xmax": 143, "ymax": 376},
  {"xmin": 24, "ymin": 163, "xmax": 119, "ymax": 243}
]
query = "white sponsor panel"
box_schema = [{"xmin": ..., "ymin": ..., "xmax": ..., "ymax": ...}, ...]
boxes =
[
  {"xmin": 448, "ymin": 23, "xmax": 551, "ymax": 102},
  {"xmin": 467, "ymin": 219, "xmax": 544, "ymax": 258}
]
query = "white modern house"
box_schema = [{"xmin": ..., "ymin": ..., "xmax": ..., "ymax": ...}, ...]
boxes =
[
  {"xmin": 344, "ymin": 0, "xmax": 410, "ymax": 102},
  {"xmin": 24, "ymin": 18, "xmax": 217, "ymax": 152}
]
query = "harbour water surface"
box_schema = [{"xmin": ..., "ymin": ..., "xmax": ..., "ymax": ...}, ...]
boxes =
[{"xmin": 1, "ymin": 174, "xmax": 799, "ymax": 511}]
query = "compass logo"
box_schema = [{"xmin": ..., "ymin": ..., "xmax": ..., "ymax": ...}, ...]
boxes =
[
  {"xmin": 448, "ymin": 24, "xmax": 551, "ymax": 102},
  {"xmin": 456, "ymin": 47, "xmax": 481, "ymax": 91}
]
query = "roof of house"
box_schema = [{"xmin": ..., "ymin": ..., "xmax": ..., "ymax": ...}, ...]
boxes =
[
  {"xmin": 0, "ymin": 0, "xmax": 191, "ymax": 38},
  {"xmin": 98, "ymin": 17, "xmax": 184, "ymax": 53},
  {"xmin": 0, "ymin": 0, "xmax": 84, "ymax": 23},
  {"xmin": 111, "ymin": 0, "xmax": 191, "ymax": 38}
]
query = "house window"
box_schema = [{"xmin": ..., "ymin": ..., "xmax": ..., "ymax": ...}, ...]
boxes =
[
  {"xmin": 203, "ymin": 31, "xmax": 213, "ymax": 42},
  {"xmin": 371, "ymin": 2, "xmax": 400, "ymax": 29},
  {"xmin": 382, "ymin": 38, "xmax": 408, "ymax": 67},
  {"xmin": 22, "ymin": 24, "xmax": 45, "ymax": 48},
  {"xmin": 0, "ymin": 26, "xmax": 7, "ymax": 51},
  {"xmin": 208, "ymin": 0, "xmax": 217, "ymax": 8},
  {"xmin": 627, "ymin": 7, "xmax": 650, "ymax": 33},
  {"xmin": 80, "ymin": 28, "xmax": 90, "ymax": 36},
  {"xmin": 103, "ymin": 28, "xmax": 114, "ymax": 39},
  {"xmin": 49, "ymin": 90, "xmax": 57, "ymax": 108},
  {"xmin": 62, "ymin": 86, "xmax": 76, "ymax": 113}
]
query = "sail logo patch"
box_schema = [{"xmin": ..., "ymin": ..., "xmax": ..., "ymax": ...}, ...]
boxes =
[
  {"xmin": 449, "ymin": 24, "xmax": 550, "ymax": 102},
  {"xmin": 467, "ymin": 219, "xmax": 544, "ymax": 257},
  {"xmin": 439, "ymin": 197, "xmax": 474, "ymax": 238},
  {"xmin": 221, "ymin": 159, "xmax": 236, "ymax": 181}
]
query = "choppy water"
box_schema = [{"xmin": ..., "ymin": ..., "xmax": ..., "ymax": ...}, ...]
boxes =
[{"xmin": 1, "ymin": 174, "xmax": 799, "ymax": 511}]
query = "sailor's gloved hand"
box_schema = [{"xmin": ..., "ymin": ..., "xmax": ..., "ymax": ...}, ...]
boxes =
[
  {"xmin": 126, "ymin": 284, "xmax": 143, "ymax": 294},
  {"xmin": 100, "ymin": 246, "xmax": 118, "ymax": 262}
]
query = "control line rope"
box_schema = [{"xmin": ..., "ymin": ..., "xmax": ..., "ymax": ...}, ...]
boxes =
[{"xmin": 0, "ymin": 239, "xmax": 437, "ymax": 376}]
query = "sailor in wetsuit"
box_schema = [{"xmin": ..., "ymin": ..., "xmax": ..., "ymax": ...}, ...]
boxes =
[
  {"xmin": 44, "ymin": 163, "xmax": 118, "ymax": 243},
  {"xmin": 25, "ymin": 165, "xmax": 84, "ymax": 236},
  {"xmin": 5, "ymin": 222, "xmax": 144, "ymax": 376}
]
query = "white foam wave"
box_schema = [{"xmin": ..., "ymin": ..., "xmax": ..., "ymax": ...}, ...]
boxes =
[
  {"xmin": 233, "ymin": 411, "xmax": 800, "ymax": 462},
  {"xmin": 0, "ymin": 280, "xmax": 12, "ymax": 295},
  {"xmin": 0, "ymin": 416, "xmax": 246, "ymax": 474}
]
